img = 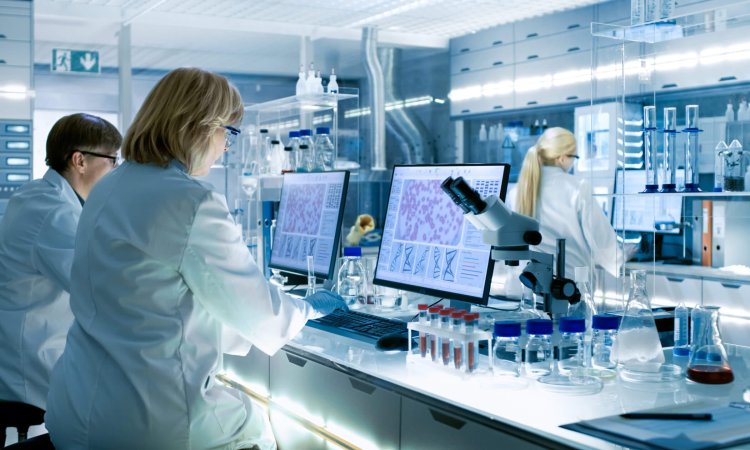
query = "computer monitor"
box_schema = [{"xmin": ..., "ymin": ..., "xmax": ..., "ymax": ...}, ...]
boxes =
[
  {"xmin": 611, "ymin": 169, "xmax": 683, "ymax": 234},
  {"xmin": 373, "ymin": 164, "xmax": 510, "ymax": 305},
  {"xmin": 269, "ymin": 171, "xmax": 350, "ymax": 280}
]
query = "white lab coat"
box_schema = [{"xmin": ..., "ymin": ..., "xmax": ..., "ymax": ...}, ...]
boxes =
[
  {"xmin": 0, "ymin": 169, "xmax": 79, "ymax": 409},
  {"xmin": 507, "ymin": 166, "xmax": 622, "ymax": 278},
  {"xmin": 46, "ymin": 161, "xmax": 317, "ymax": 450}
]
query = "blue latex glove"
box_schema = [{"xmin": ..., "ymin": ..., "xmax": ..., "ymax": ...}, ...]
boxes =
[{"xmin": 305, "ymin": 290, "xmax": 348, "ymax": 316}]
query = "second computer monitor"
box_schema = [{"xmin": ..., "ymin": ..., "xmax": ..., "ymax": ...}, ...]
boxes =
[
  {"xmin": 373, "ymin": 164, "xmax": 510, "ymax": 305},
  {"xmin": 269, "ymin": 171, "xmax": 349, "ymax": 280},
  {"xmin": 611, "ymin": 169, "xmax": 683, "ymax": 234}
]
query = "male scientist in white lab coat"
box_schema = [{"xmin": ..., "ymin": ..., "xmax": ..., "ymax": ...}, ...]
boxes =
[
  {"xmin": 0, "ymin": 113, "xmax": 121, "ymax": 410},
  {"xmin": 46, "ymin": 68, "xmax": 347, "ymax": 450}
]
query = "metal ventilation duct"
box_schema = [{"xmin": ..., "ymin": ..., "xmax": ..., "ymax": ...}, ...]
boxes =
[{"xmin": 361, "ymin": 27, "xmax": 386, "ymax": 171}]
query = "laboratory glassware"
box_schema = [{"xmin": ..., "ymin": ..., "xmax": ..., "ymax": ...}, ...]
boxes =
[
  {"xmin": 437, "ymin": 308, "xmax": 455, "ymax": 366},
  {"xmin": 417, "ymin": 304, "xmax": 429, "ymax": 358},
  {"xmin": 451, "ymin": 310, "xmax": 466, "ymax": 369},
  {"xmin": 673, "ymin": 301, "xmax": 689, "ymax": 357},
  {"xmin": 463, "ymin": 313, "xmax": 480, "ymax": 373},
  {"xmin": 714, "ymin": 141, "xmax": 727, "ymax": 192},
  {"xmin": 660, "ymin": 107, "xmax": 678, "ymax": 193},
  {"xmin": 305, "ymin": 255, "xmax": 316, "ymax": 297},
  {"xmin": 682, "ymin": 105, "xmax": 702, "ymax": 192},
  {"xmin": 492, "ymin": 321, "xmax": 522, "ymax": 377},
  {"xmin": 314, "ymin": 127, "xmax": 335, "ymax": 171},
  {"xmin": 268, "ymin": 219, "xmax": 288, "ymax": 286},
  {"xmin": 336, "ymin": 246, "xmax": 366, "ymax": 308},
  {"xmin": 281, "ymin": 146, "xmax": 295, "ymax": 174},
  {"xmin": 687, "ymin": 306, "xmax": 734, "ymax": 384},
  {"xmin": 558, "ymin": 318, "xmax": 585, "ymax": 374},
  {"xmin": 258, "ymin": 129, "xmax": 271, "ymax": 175},
  {"xmin": 723, "ymin": 139, "xmax": 745, "ymax": 192},
  {"xmin": 642, "ymin": 106, "xmax": 659, "ymax": 193},
  {"xmin": 327, "ymin": 68, "xmax": 339, "ymax": 94},
  {"xmin": 524, "ymin": 319, "xmax": 553, "ymax": 378},
  {"xmin": 298, "ymin": 129, "xmax": 316, "ymax": 172},
  {"xmin": 427, "ymin": 305, "xmax": 443, "ymax": 361},
  {"xmin": 591, "ymin": 314, "xmax": 620, "ymax": 370},
  {"xmin": 295, "ymin": 65, "xmax": 306, "ymax": 96},
  {"xmin": 612, "ymin": 270, "xmax": 665, "ymax": 370}
]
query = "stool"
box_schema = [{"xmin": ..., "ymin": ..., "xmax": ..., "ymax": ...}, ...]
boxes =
[
  {"xmin": 0, "ymin": 401, "xmax": 45, "ymax": 446},
  {"xmin": 4, "ymin": 434, "xmax": 53, "ymax": 450}
]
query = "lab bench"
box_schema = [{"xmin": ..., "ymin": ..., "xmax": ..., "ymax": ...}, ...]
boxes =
[{"xmin": 222, "ymin": 325, "xmax": 750, "ymax": 450}]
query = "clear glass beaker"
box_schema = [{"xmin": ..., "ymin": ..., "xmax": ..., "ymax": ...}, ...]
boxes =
[
  {"xmin": 612, "ymin": 270, "xmax": 665, "ymax": 370},
  {"xmin": 687, "ymin": 306, "xmax": 734, "ymax": 384}
]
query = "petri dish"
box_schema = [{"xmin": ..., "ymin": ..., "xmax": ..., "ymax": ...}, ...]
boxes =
[
  {"xmin": 569, "ymin": 367, "xmax": 617, "ymax": 382},
  {"xmin": 536, "ymin": 373, "xmax": 604, "ymax": 395},
  {"xmin": 618, "ymin": 363, "xmax": 682, "ymax": 383}
]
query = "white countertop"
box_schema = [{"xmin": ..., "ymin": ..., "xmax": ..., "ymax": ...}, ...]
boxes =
[{"xmin": 282, "ymin": 324, "xmax": 750, "ymax": 449}]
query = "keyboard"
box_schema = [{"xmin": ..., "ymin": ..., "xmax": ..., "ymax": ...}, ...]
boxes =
[{"xmin": 307, "ymin": 309, "xmax": 409, "ymax": 343}]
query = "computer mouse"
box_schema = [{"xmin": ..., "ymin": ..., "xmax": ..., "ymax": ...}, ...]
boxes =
[{"xmin": 375, "ymin": 333, "xmax": 410, "ymax": 352}]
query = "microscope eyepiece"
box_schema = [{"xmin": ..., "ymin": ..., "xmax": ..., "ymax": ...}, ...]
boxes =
[
  {"xmin": 449, "ymin": 177, "xmax": 486, "ymax": 215},
  {"xmin": 440, "ymin": 177, "xmax": 470, "ymax": 213}
]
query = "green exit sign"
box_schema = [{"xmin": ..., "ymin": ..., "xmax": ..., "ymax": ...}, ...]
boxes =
[{"xmin": 52, "ymin": 48, "xmax": 100, "ymax": 74}]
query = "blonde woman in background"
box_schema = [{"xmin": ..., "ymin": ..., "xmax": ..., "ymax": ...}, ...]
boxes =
[{"xmin": 508, "ymin": 127, "xmax": 627, "ymax": 279}]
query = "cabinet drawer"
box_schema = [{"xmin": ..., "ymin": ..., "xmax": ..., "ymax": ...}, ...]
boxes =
[
  {"xmin": 514, "ymin": 28, "xmax": 592, "ymax": 63},
  {"xmin": 514, "ymin": 7, "xmax": 592, "ymax": 41},
  {"xmin": 0, "ymin": 152, "xmax": 30, "ymax": 169},
  {"xmin": 0, "ymin": 168, "xmax": 30, "ymax": 184},
  {"xmin": 514, "ymin": 53, "xmax": 591, "ymax": 108},
  {"xmin": 401, "ymin": 397, "xmax": 546, "ymax": 450},
  {"xmin": 0, "ymin": 40, "xmax": 30, "ymax": 66},
  {"xmin": 0, "ymin": 65, "xmax": 30, "ymax": 88},
  {"xmin": 0, "ymin": 120, "xmax": 31, "ymax": 137},
  {"xmin": 0, "ymin": 14, "xmax": 31, "ymax": 42},
  {"xmin": 270, "ymin": 350, "xmax": 400, "ymax": 449},
  {"xmin": 646, "ymin": 274, "xmax": 701, "ymax": 307},
  {"xmin": 450, "ymin": 25, "xmax": 513, "ymax": 55},
  {"xmin": 223, "ymin": 346, "xmax": 270, "ymax": 395},
  {"xmin": 451, "ymin": 44, "xmax": 513, "ymax": 75},
  {"xmin": 701, "ymin": 279, "xmax": 750, "ymax": 317},
  {"xmin": 0, "ymin": 136, "xmax": 30, "ymax": 152}
]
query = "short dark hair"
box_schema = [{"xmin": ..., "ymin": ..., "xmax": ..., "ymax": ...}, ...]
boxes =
[{"xmin": 45, "ymin": 113, "xmax": 122, "ymax": 173}]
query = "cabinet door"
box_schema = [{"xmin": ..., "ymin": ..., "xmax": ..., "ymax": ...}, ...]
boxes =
[
  {"xmin": 450, "ymin": 26, "xmax": 513, "ymax": 56},
  {"xmin": 223, "ymin": 346, "xmax": 270, "ymax": 395},
  {"xmin": 451, "ymin": 44, "xmax": 513, "ymax": 75},
  {"xmin": 0, "ymin": 15, "xmax": 31, "ymax": 42},
  {"xmin": 514, "ymin": 28, "xmax": 592, "ymax": 63},
  {"xmin": 702, "ymin": 279, "xmax": 750, "ymax": 347},
  {"xmin": 269, "ymin": 350, "xmax": 400, "ymax": 450},
  {"xmin": 0, "ymin": 40, "xmax": 30, "ymax": 66},
  {"xmin": 400, "ymin": 397, "xmax": 548, "ymax": 450},
  {"xmin": 514, "ymin": 7, "xmax": 592, "ymax": 41},
  {"xmin": 514, "ymin": 53, "xmax": 591, "ymax": 108},
  {"xmin": 646, "ymin": 274, "xmax": 702, "ymax": 307}
]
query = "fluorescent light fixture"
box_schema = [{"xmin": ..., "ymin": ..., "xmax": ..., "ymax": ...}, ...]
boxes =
[
  {"xmin": 346, "ymin": 0, "xmax": 435, "ymax": 28},
  {"xmin": 385, "ymin": 100, "xmax": 405, "ymax": 111},
  {"xmin": 404, "ymin": 95, "xmax": 433, "ymax": 107},
  {"xmin": 433, "ymin": 98, "xmax": 445, "ymax": 104}
]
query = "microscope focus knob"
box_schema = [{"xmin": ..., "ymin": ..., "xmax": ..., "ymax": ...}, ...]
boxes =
[
  {"xmin": 550, "ymin": 278, "xmax": 577, "ymax": 300},
  {"xmin": 523, "ymin": 231, "xmax": 542, "ymax": 246}
]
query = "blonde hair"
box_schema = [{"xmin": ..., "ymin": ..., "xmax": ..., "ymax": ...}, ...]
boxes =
[
  {"xmin": 515, "ymin": 127, "xmax": 576, "ymax": 218},
  {"xmin": 123, "ymin": 67, "xmax": 243, "ymax": 174}
]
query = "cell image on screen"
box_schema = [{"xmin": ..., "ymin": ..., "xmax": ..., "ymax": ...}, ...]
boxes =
[
  {"xmin": 611, "ymin": 170, "xmax": 683, "ymax": 234},
  {"xmin": 374, "ymin": 164, "xmax": 509, "ymax": 304},
  {"xmin": 269, "ymin": 171, "xmax": 349, "ymax": 279}
]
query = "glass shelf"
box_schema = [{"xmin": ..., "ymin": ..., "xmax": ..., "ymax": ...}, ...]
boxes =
[
  {"xmin": 591, "ymin": 0, "xmax": 750, "ymax": 43},
  {"xmin": 245, "ymin": 92, "xmax": 358, "ymax": 113},
  {"xmin": 592, "ymin": 191, "xmax": 750, "ymax": 198}
]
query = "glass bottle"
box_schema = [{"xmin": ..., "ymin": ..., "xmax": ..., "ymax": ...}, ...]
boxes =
[
  {"xmin": 723, "ymin": 139, "xmax": 745, "ymax": 192},
  {"xmin": 314, "ymin": 127, "xmax": 335, "ymax": 171},
  {"xmin": 258, "ymin": 128, "xmax": 271, "ymax": 175},
  {"xmin": 714, "ymin": 140, "xmax": 727, "ymax": 192},
  {"xmin": 591, "ymin": 314, "xmax": 620, "ymax": 370},
  {"xmin": 336, "ymin": 247, "xmax": 366, "ymax": 308},
  {"xmin": 687, "ymin": 306, "xmax": 734, "ymax": 384},
  {"xmin": 492, "ymin": 321, "xmax": 522, "ymax": 377},
  {"xmin": 298, "ymin": 129, "xmax": 316, "ymax": 172},
  {"xmin": 558, "ymin": 317, "xmax": 585, "ymax": 374},
  {"xmin": 524, "ymin": 319, "xmax": 553, "ymax": 378},
  {"xmin": 281, "ymin": 146, "xmax": 295, "ymax": 173},
  {"xmin": 612, "ymin": 270, "xmax": 665, "ymax": 370}
]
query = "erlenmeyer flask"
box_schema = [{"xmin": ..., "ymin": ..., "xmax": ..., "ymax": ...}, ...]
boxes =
[
  {"xmin": 612, "ymin": 270, "xmax": 665, "ymax": 370},
  {"xmin": 687, "ymin": 306, "xmax": 734, "ymax": 384}
]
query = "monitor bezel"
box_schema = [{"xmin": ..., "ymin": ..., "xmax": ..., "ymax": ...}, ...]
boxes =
[
  {"xmin": 268, "ymin": 170, "xmax": 350, "ymax": 280},
  {"xmin": 372, "ymin": 163, "xmax": 510, "ymax": 305},
  {"xmin": 610, "ymin": 168, "xmax": 682, "ymax": 235}
]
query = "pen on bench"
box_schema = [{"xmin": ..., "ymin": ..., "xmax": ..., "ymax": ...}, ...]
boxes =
[{"xmin": 620, "ymin": 413, "xmax": 713, "ymax": 421}]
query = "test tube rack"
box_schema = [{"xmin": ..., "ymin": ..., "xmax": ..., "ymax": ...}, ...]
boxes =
[{"xmin": 406, "ymin": 322, "xmax": 492, "ymax": 375}]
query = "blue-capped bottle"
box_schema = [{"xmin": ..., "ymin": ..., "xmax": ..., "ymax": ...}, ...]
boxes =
[
  {"xmin": 336, "ymin": 247, "xmax": 366, "ymax": 308},
  {"xmin": 524, "ymin": 319, "xmax": 553, "ymax": 377},
  {"xmin": 558, "ymin": 317, "xmax": 585, "ymax": 374},
  {"xmin": 492, "ymin": 321, "xmax": 522, "ymax": 377},
  {"xmin": 591, "ymin": 314, "xmax": 620, "ymax": 370},
  {"xmin": 314, "ymin": 127, "xmax": 335, "ymax": 171}
]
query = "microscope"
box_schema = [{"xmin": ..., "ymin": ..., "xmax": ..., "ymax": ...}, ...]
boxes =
[{"xmin": 441, "ymin": 176, "xmax": 579, "ymax": 315}]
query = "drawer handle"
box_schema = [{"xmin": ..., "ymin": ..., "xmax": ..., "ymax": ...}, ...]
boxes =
[
  {"xmin": 461, "ymin": 109, "xmax": 470, "ymax": 114},
  {"xmin": 527, "ymin": 101, "xmax": 538, "ymax": 105},
  {"xmin": 492, "ymin": 40, "xmax": 503, "ymax": 46},
  {"xmin": 527, "ymin": 54, "xmax": 539, "ymax": 60},
  {"xmin": 493, "ymin": 105, "xmax": 504, "ymax": 109},
  {"xmin": 666, "ymin": 277, "xmax": 685, "ymax": 283},
  {"xmin": 285, "ymin": 353, "xmax": 307, "ymax": 367},
  {"xmin": 568, "ymin": 24, "xmax": 581, "ymax": 30},
  {"xmin": 567, "ymin": 46, "xmax": 580, "ymax": 52},
  {"xmin": 429, "ymin": 409, "xmax": 466, "ymax": 430},
  {"xmin": 526, "ymin": 32, "xmax": 539, "ymax": 39},
  {"xmin": 492, "ymin": 60, "xmax": 503, "ymax": 66},
  {"xmin": 0, "ymin": 34, "xmax": 6, "ymax": 39},
  {"xmin": 460, "ymin": 48, "xmax": 470, "ymax": 53},
  {"xmin": 348, "ymin": 378, "xmax": 376, "ymax": 395},
  {"xmin": 661, "ymin": 83, "xmax": 678, "ymax": 89},
  {"xmin": 719, "ymin": 76, "xmax": 737, "ymax": 82},
  {"xmin": 720, "ymin": 283, "xmax": 742, "ymax": 289},
  {"xmin": 0, "ymin": 59, "xmax": 5, "ymax": 65},
  {"xmin": 460, "ymin": 67, "xmax": 470, "ymax": 72},
  {"xmin": 566, "ymin": 95, "xmax": 579, "ymax": 101}
]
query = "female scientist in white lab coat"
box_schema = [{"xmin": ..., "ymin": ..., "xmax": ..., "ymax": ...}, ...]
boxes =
[
  {"xmin": 0, "ymin": 113, "xmax": 121, "ymax": 411},
  {"xmin": 45, "ymin": 68, "xmax": 346, "ymax": 450},
  {"xmin": 509, "ymin": 127, "xmax": 624, "ymax": 278}
]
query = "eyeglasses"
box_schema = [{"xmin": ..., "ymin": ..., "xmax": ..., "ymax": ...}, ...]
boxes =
[
  {"xmin": 224, "ymin": 125, "xmax": 240, "ymax": 150},
  {"xmin": 79, "ymin": 150, "xmax": 118, "ymax": 166},
  {"xmin": 568, "ymin": 154, "xmax": 580, "ymax": 160}
]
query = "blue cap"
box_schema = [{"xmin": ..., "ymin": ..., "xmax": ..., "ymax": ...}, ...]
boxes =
[
  {"xmin": 592, "ymin": 314, "xmax": 620, "ymax": 330},
  {"xmin": 559, "ymin": 317, "xmax": 585, "ymax": 333},
  {"xmin": 526, "ymin": 319, "xmax": 552, "ymax": 335},
  {"xmin": 494, "ymin": 321, "xmax": 521, "ymax": 338},
  {"xmin": 343, "ymin": 247, "xmax": 362, "ymax": 257},
  {"xmin": 673, "ymin": 347, "xmax": 690, "ymax": 357},
  {"xmin": 316, "ymin": 127, "xmax": 330, "ymax": 135},
  {"xmin": 288, "ymin": 131, "xmax": 300, "ymax": 138},
  {"xmin": 300, "ymin": 129, "xmax": 312, "ymax": 136}
]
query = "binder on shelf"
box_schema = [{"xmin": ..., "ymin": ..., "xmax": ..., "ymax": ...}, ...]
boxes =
[
  {"xmin": 711, "ymin": 201, "xmax": 726, "ymax": 268},
  {"xmin": 701, "ymin": 200, "xmax": 712, "ymax": 267}
]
